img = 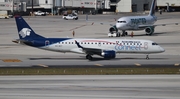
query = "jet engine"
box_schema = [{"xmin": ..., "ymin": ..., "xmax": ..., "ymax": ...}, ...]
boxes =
[
  {"xmin": 109, "ymin": 25, "xmax": 118, "ymax": 33},
  {"xmin": 145, "ymin": 26, "xmax": 155, "ymax": 35},
  {"xmin": 101, "ymin": 50, "xmax": 116, "ymax": 59}
]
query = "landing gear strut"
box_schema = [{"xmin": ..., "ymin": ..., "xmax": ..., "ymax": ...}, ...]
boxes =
[
  {"xmin": 146, "ymin": 54, "xmax": 149, "ymax": 60},
  {"xmin": 122, "ymin": 30, "xmax": 128, "ymax": 36},
  {"xmin": 86, "ymin": 54, "xmax": 93, "ymax": 60},
  {"xmin": 116, "ymin": 32, "xmax": 121, "ymax": 37}
]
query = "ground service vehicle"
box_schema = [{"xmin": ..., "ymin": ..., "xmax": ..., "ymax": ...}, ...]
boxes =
[{"xmin": 0, "ymin": 11, "xmax": 9, "ymax": 19}]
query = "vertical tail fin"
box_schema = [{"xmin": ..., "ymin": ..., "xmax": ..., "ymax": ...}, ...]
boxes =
[
  {"xmin": 15, "ymin": 16, "xmax": 45, "ymax": 40},
  {"xmin": 149, "ymin": 0, "xmax": 156, "ymax": 16}
]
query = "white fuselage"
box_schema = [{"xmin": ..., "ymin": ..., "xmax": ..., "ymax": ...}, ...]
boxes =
[
  {"xmin": 41, "ymin": 38, "xmax": 164, "ymax": 54},
  {"xmin": 116, "ymin": 15, "xmax": 157, "ymax": 31}
]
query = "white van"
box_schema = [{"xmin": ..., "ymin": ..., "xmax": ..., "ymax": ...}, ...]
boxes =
[{"xmin": 0, "ymin": 11, "xmax": 9, "ymax": 19}]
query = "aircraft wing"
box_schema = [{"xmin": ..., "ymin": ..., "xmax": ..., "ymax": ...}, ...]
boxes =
[
  {"xmin": 153, "ymin": 23, "xmax": 179, "ymax": 26},
  {"xmin": 138, "ymin": 23, "xmax": 179, "ymax": 28},
  {"xmin": 74, "ymin": 40, "xmax": 114, "ymax": 54}
]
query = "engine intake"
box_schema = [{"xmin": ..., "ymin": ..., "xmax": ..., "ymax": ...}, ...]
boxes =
[
  {"xmin": 101, "ymin": 50, "xmax": 116, "ymax": 59},
  {"xmin": 145, "ymin": 26, "xmax": 154, "ymax": 35}
]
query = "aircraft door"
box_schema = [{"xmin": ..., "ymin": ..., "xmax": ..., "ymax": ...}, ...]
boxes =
[{"xmin": 144, "ymin": 42, "xmax": 148, "ymax": 50}]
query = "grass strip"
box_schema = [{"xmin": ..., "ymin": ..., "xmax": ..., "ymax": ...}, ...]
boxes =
[{"xmin": 0, "ymin": 67, "xmax": 180, "ymax": 75}]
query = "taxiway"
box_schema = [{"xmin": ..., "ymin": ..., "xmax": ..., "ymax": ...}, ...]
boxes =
[
  {"xmin": 0, "ymin": 12, "xmax": 180, "ymax": 67},
  {"xmin": 0, "ymin": 75, "xmax": 180, "ymax": 99}
]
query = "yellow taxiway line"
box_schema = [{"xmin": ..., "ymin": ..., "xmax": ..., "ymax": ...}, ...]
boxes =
[{"xmin": 1, "ymin": 59, "xmax": 22, "ymax": 62}]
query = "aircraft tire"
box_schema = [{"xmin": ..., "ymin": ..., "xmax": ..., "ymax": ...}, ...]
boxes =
[
  {"xmin": 125, "ymin": 32, "xmax": 128, "ymax": 35},
  {"xmin": 116, "ymin": 33, "xmax": 120, "ymax": 37},
  {"xmin": 86, "ymin": 54, "xmax": 93, "ymax": 60}
]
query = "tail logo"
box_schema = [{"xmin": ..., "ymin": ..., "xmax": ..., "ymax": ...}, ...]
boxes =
[{"xmin": 19, "ymin": 28, "xmax": 31, "ymax": 38}]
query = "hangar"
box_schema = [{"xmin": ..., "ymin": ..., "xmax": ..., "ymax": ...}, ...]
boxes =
[
  {"xmin": 113, "ymin": 0, "xmax": 153, "ymax": 12},
  {"xmin": 157, "ymin": 0, "xmax": 180, "ymax": 11}
]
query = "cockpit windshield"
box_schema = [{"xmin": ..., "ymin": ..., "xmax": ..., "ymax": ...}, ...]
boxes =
[
  {"xmin": 152, "ymin": 42, "xmax": 158, "ymax": 45},
  {"xmin": 117, "ymin": 21, "xmax": 126, "ymax": 23}
]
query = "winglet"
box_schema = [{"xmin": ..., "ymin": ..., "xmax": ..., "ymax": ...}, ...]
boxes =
[{"xmin": 75, "ymin": 40, "xmax": 83, "ymax": 48}]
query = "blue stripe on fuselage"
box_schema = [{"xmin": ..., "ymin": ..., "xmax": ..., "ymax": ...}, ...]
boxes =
[{"xmin": 23, "ymin": 38, "xmax": 71, "ymax": 47}]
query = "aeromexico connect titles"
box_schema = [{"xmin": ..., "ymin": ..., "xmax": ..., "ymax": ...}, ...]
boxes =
[
  {"xmin": 109, "ymin": 0, "xmax": 179, "ymax": 36},
  {"xmin": 14, "ymin": 16, "xmax": 165, "ymax": 60}
]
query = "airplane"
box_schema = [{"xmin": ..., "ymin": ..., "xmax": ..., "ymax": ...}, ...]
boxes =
[
  {"xmin": 108, "ymin": 0, "xmax": 179, "ymax": 37},
  {"xmin": 13, "ymin": 16, "xmax": 165, "ymax": 60}
]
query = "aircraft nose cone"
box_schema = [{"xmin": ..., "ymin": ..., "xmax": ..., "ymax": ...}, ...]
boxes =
[
  {"xmin": 116, "ymin": 23, "xmax": 120, "ymax": 28},
  {"xmin": 160, "ymin": 47, "xmax": 165, "ymax": 52},
  {"xmin": 116, "ymin": 23, "xmax": 124, "ymax": 30}
]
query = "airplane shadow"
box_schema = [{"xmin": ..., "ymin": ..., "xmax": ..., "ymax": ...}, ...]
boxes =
[
  {"xmin": 29, "ymin": 56, "xmax": 167, "ymax": 61},
  {"xmin": 95, "ymin": 30, "xmax": 180, "ymax": 37},
  {"xmin": 129, "ymin": 31, "xmax": 180, "ymax": 37}
]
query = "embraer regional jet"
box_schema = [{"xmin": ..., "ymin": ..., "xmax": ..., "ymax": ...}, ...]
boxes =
[
  {"xmin": 13, "ymin": 16, "xmax": 165, "ymax": 60},
  {"xmin": 109, "ymin": 0, "xmax": 178, "ymax": 37}
]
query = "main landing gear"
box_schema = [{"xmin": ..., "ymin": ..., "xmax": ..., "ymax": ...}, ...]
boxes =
[{"xmin": 86, "ymin": 54, "xmax": 93, "ymax": 60}]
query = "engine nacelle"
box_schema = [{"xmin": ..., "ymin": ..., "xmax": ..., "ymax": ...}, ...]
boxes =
[
  {"xmin": 101, "ymin": 50, "xmax": 116, "ymax": 59},
  {"xmin": 109, "ymin": 25, "xmax": 118, "ymax": 33},
  {"xmin": 145, "ymin": 26, "xmax": 155, "ymax": 35}
]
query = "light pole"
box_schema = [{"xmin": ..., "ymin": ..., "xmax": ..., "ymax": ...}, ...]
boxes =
[{"xmin": 31, "ymin": 0, "xmax": 34, "ymax": 15}]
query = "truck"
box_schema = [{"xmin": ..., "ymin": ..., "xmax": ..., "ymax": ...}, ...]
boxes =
[{"xmin": 0, "ymin": 11, "xmax": 9, "ymax": 19}]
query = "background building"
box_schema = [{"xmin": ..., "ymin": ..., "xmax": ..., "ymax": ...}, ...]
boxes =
[
  {"xmin": 0, "ymin": 0, "xmax": 179, "ymax": 16},
  {"xmin": 0, "ymin": 0, "xmax": 13, "ymax": 11},
  {"xmin": 157, "ymin": 0, "xmax": 180, "ymax": 11},
  {"xmin": 114, "ymin": 0, "xmax": 153, "ymax": 12}
]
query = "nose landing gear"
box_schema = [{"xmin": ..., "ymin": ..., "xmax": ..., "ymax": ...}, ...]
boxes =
[{"xmin": 121, "ymin": 30, "xmax": 128, "ymax": 36}]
